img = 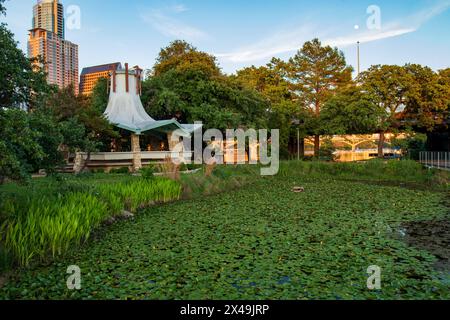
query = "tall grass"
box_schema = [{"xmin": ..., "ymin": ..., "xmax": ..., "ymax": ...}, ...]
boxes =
[
  {"xmin": 97, "ymin": 179, "xmax": 182, "ymax": 212},
  {"xmin": 180, "ymin": 164, "xmax": 261, "ymax": 198},
  {"xmin": 0, "ymin": 177, "xmax": 182, "ymax": 267},
  {"xmin": 2, "ymin": 194, "xmax": 108, "ymax": 266}
]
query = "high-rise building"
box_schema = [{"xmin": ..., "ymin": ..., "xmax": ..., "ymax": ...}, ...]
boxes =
[
  {"xmin": 79, "ymin": 63, "xmax": 122, "ymax": 96},
  {"xmin": 28, "ymin": 0, "xmax": 79, "ymax": 94},
  {"xmin": 32, "ymin": 0, "xmax": 65, "ymax": 38}
]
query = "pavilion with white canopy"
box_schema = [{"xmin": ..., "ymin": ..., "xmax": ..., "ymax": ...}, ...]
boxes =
[{"xmin": 72, "ymin": 63, "xmax": 201, "ymax": 173}]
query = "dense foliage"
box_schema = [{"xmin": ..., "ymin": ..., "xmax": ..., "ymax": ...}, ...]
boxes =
[
  {"xmin": 142, "ymin": 41, "xmax": 269, "ymax": 130},
  {"xmin": 0, "ymin": 20, "xmax": 49, "ymax": 109},
  {"xmin": 0, "ymin": 109, "xmax": 44, "ymax": 183}
]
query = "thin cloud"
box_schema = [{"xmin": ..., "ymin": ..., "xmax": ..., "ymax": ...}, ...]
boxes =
[
  {"xmin": 216, "ymin": 24, "xmax": 317, "ymax": 63},
  {"xmin": 141, "ymin": 8, "xmax": 206, "ymax": 40},
  {"xmin": 217, "ymin": 1, "xmax": 450, "ymax": 63},
  {"xmin": 324, "ymin": 28, "xmax": 416, "ymax": 47},
  {"xmin": 171, "ymin": 4, "xmax": 188, "ymax": 13}
]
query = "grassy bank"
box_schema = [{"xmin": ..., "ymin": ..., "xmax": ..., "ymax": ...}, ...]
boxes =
[{"xmin": 279, "ymin": 159, "xmax": 449, "ymax": 187}]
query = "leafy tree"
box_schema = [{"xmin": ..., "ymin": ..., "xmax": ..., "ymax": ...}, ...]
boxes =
[
  {"xmin": 0, "ymin": 0, "xmax": 6, "ymax": 15},
  {"xmin": 0, "ymin": 109, "xmax": 44, "ymax": 183},
  {"xmin": 234, "ymin": 62, "xmax": 298, "ymax": 158},
  {"xmin": 143, "ymin": 69, "xmax": 268, "ymax": 130},
  {"xmin": 403, "ymin": 64, "xmax": 448, "ymax": 131},
  {"xmin": 28, "ymin": 109, "xmax": 65, "ymax": 173},
  {"xmin": 439, "ymin": 68, "xmax": 450, "ymax": 89},
  {"xmin": 284, "ymin": 39, "xmax": 353, "ymax": 157},
  {"xmin": 143, "ymin": 41, "xmax": 268, "ymax": 131},
  {"xmin": 46, "ymin": 85, "xmax": 119, "ymax": 154},
  {"xmin": 318, "ymin": 137, "xmax": 336, "ymax": 161},
  {"xmin": 235, "ymin": 62, "xmax": 293, "ymax": 104},
  {"xmin": 90, "ymin": 77, "xmax": 109, "ymax": 114},
  {"xmin": 438, "ymin": 68, "xmax": 450, "ymax": 122},
  {"xmin": 0, "ymin": 7, "xmax": 50, "ymax": 109},
  {"xmin": 359, "ymin": 65, "xmax": 415, "ymax": 157},
  {"xmin": 391, "ymin": 131, "xmax": 427, "ymax": 160},
  {"xmin": 153, "ymin": 40, "xmax": 220, "ymax": 77},
  {"xmin": 321, "ymin": 86, "xmax": 384, "ymax": 135}
]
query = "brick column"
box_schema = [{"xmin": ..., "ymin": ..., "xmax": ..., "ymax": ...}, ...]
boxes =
[{"xmin": 131, "ymin": 134, "xmax": 142, "ymax": 172}]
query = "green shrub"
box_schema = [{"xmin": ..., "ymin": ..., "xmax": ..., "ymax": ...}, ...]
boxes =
[
  {"xmin": 75, "ymin": 171, "xmax": 94, "ymax": 178},
  {"xmin": 109, "ymin": 167, "xmax": 130, "ymax": 174},
  {"xmin": 186, "ymin": 163, "xmax": 202, "ymax": 171},
  {"xmin": 140, "ymin": 166, "xmax": 156, "ymax": 180},
  {"xmin": 212, "ymin": 165, "xmax": 233, "ymax": 179}
]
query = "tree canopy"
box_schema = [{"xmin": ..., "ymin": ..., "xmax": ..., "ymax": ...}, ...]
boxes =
[
  {"xmin": 403, "ymin": 64, "xmax": 449, "ymax": 131},
  {"xmin": 0, "ymin": 0, "xmax": 6, "ymax": 15},
  {"xmin": 0, "ymin": 17, "xmax": 50, "ymax": 109},
  {"xmin": 321, "ymin": 86, "xmax": 384, "ymax": 135},
  {"xmin": 153, "ymin": 40, "xmax": 221, "ymax": 78},
  {"xmin": 234, "ymin": 62, "xmax": 298, "ymax": 157},
  {"xmin": 142, "ymin": 41, "xmax": 269, "ymax": 131}
]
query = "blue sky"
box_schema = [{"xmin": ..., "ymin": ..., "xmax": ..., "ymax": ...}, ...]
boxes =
[{"xmin": 2, "ymin": 0, "xmax": 450, "ymax": 75}]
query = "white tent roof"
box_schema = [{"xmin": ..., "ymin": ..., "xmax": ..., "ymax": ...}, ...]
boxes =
[{"xmin": 104, "ymin": 68, "xmax": 193, "ymax": 136}]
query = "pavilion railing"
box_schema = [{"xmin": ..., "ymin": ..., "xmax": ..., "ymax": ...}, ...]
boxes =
[{"xmin": 419, "ymin": 151, "xmax": 450, "ymax": 171}]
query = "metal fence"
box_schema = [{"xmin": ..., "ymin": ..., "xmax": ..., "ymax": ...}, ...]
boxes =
[{"xmin": 419, "ymin": 152, "xmax": 450, "ymax": 171}]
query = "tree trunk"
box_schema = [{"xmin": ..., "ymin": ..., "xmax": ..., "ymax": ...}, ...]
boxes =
[
  {"xmin": 314, "ymin": 100, "xmax": 321, "ymax": 158},
  {"xmin": 378, "ymin": 132, "xmax": 385, "ymax": 159},
  {"xmin": 314, "ymin": 135, "xmax": 320, "ymax": 158},
  {"xmin": 299, "ymin": 138, "xmax": 305, "ymax": 159}
]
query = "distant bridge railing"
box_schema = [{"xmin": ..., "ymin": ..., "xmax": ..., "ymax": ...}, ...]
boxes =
[{"xmin": 419, "ymin": 152, "xmax": 450, "ymax": 171}]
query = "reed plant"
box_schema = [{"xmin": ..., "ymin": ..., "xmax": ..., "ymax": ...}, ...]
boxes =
[{"xmin": 0, "ymin": 177, "xmax": 182, "ymax": 267}]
